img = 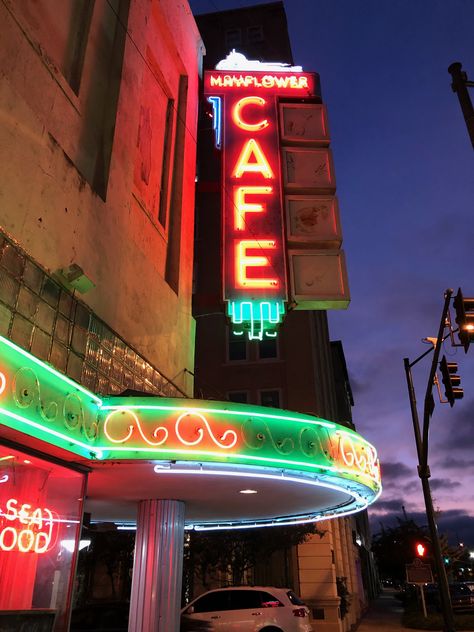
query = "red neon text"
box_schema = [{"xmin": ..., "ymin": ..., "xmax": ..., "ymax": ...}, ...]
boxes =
[
  {"xmin": 209, "ymin": 74, "xmax": 309, "ymax": 91},
  {"xmin": 0, "ymin": 498, "xmax": 54, "ymax": 553},
  {"xmin": 234, "ymin": 186, "xmax": 272, "ymax": 230},
  {"xmin": 232, "ymin": 96, "xmax": 268, "ymax": 131},
  {"xmin": 236, "ymin": 240, "xmax": 278, "ymax": 288}
]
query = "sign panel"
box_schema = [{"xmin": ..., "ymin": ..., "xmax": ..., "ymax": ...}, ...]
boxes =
[
  {"xmin": 406, "ymin": 559, "xmax": 434, "ymax": 584},
  {"xmin": 204, "ymin": 66, "xmax": 318, "ymax": 340}
]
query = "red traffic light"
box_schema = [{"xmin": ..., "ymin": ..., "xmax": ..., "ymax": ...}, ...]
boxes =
[{"xmin": 416, "ymin": 543, "xmax": 425, "ymax": 557}]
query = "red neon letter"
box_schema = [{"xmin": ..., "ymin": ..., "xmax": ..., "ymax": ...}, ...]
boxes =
[
  {"xmin": 232, "ymin": 96, "xmax": 269, "ymax": 132},
  {"xmin": 234, "ymin": 186, "xmax": 273, "ymax": 230},
  {"xmin": 232, "ymin": 139, "xmax": 274, "ymax": 179},
  {"xmin": 236, "ymin": 240, "xmax": 278, "ymax": 288}
]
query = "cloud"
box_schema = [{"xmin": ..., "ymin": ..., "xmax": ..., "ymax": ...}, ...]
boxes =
[
  {"xmin": 435, "ymin": 456, "xmax": 473, "ymax": 470},
  {"xmin": 370, "ymin": 498, "xmax": 406, "ymax": 513},
  {"xmin": 369, "ymin": 507, "xmax": 474, "ymax": 547},
  {"xmin": 430, "ymin": 478, "xmax": 462, "ymax": 491},
  {"xmin": 380, "ymin": 461, "xmax": 413, "ymax": 482}
]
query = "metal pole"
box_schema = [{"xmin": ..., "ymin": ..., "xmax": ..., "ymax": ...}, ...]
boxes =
[
  {"xmin": 448, "ymin": 62, "xmax": 474, "ymax": 150},
  {"xmin": 403, "ymin": 290, "xmax": 456, "ymax": 632}
]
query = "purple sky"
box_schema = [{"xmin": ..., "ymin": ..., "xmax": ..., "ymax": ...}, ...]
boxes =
[{"xmin": 190, "ymin": 0, "xmax": 474, "ymax": 546}]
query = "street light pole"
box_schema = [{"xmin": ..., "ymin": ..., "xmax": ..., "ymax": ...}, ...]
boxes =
[
  {"xmin": 448, "ymin": 62, "xmax": 474, "ymax": 150},
  {"xmin": 404, "ymin": 289, "xmax": 456, "ymax": 632}
]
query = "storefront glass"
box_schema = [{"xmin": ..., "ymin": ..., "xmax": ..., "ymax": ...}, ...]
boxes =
[{"xmin": 0, "ymin": 445, "xmax": 86, "ymax": 631}]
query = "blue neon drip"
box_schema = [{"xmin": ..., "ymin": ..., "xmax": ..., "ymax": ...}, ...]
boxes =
[{"xmin": 207, "ymin": 97, "xmax": 222, "ymax": 149}]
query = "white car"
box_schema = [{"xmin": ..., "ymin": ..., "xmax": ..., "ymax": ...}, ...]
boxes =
[{"xmin": 181, "ymin": 586, "xmax": 313, "ymax": 631}]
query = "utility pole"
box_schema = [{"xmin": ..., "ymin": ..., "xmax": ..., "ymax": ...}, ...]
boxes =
[
  {"xmin": 404, "ymin": 289, "xmax": 456, "ymax": 632},
  {"xmin": 448, "ymin": 62, "xmax": 474, "ymax": 150}
]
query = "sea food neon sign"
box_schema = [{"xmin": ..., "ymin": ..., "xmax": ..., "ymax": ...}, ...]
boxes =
[
  {"xmin": 204, "ymin": 55, "xmax": 318, "ymax": 340},
  {"xmin": 0, "ymin": 497, "xmax": 55, "ymax": 553}
]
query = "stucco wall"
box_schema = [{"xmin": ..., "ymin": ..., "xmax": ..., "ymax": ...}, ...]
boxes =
[{"xmin": 0, "ymin": 0, "xmax": 203, "ymax": 394}]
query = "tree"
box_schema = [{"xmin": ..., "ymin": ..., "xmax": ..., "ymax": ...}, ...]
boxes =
[
  {"xmin": 372, "ymin": 510, "xmax": 465, "ymax": 583},
  {"xmin": 183, "ymin": 523, "xmax": 324, "ymax": 600}
]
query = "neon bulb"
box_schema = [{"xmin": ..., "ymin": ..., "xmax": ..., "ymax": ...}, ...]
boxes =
[
  {"xmin": 0, "ymin": 498, "xmax": 55, "ymax": 554},
  {"xmin": 208, "ymin": 75, "xmax": 308, "ymax": 90},
  {"xmin": 234, "ymin": 186, "xmax": 272, "ymax": 230},
  {"xmin": 207, "ymin": 96, "xmax": 222, "ymax": 149},
  {"xmin": 99, "ymin": 403, "xmax": 336, "ymax": 430},
  {"xmin": 215, "ymin": 51, "xmax": 303, "ymax": 73},
  {"xmin": 0, "ymin": 371, "xmax": 6, "ymax": 396},
  {"xmin": 232, "ymin": 139, "xmax": 274, "ymax": 179},
  {"xmin": 104, "ymin": 409, "xmax": 168, "ymax": 446},
  {"xmin": 229, "ymin": 301, "xmax": 285, "ymax": 341},
  {"xmin": 175, "ymin": 411, "xmax": 237, "ymax": 449},
  {"xmin": 103, "ymin": 408, "xmax": 238, "ymax": 450},
  {"xmin": 232, "ymin": 97, "xmax": 268, "ymax": 131},
  {"xmin": 0, "ymin": 335, "xmax": 102, "ymax": 406},
  {"xmin": 236, "ymin": 240, "xmax": 278, "ymax": 288},
  {"xmin": 0, "ymin": 407, "xmax": 104, "ymax": 459},
  {"xmin": 153, "ymin": 466, "xmax": 366, "ymax": 501}
]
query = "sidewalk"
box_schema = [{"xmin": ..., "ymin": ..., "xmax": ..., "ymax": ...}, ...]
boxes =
[{"xmin": 355, "ymin": 590, "xmax": 434, "ymax": 632}]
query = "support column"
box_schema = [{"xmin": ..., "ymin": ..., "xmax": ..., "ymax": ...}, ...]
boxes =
[{"xmin": 128, "ymin": 499, "xmax": 185, "ymax": 632}]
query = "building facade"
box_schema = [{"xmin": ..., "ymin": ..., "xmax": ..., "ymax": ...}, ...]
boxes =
[
  {"xmin": 0, "ymin": 0, "xmax": 203, "ymax": 628},
  {"xmin": 193, "ymin": 4, "xmax": 377, "ymax": 631}
]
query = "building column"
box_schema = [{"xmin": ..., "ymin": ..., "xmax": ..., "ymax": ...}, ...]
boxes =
[{"xmin": 128, "ymin": 499, "xmax": 185, "ymax": 632}]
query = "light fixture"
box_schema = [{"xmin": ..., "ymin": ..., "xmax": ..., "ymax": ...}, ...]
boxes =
[
  {"xmin": 239, "ymin": 489, "xmax": 258, "ymax": 494},
  {"xmin": 61, "ymin": 539, "xmax": 91, "ymax": 553}
]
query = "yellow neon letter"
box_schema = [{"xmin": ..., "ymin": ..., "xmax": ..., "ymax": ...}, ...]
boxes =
[
  {"xmin": 232, "ymin": 96, "xmax": 268, "ymax": 132},
  {"xmin": 234, "ymin": 186, "xmax": 273, "ymax": 230},
  {"xmin": 232, "ymin": 139, "xmax": 274, "ymax": 179},
  {"xmin": 236, "ymin": 240, "xmax": 278, "ymax": 288}
]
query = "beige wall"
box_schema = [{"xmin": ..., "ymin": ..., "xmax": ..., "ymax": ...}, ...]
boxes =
[
  {"xmin": 0, "ymin": 0, "xmax": 203, "ymax": 394},
  {"xmin": 298, "ymin": 517, "xmax": 366, "ymax": 632}
]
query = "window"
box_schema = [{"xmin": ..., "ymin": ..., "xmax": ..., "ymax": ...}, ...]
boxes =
[
  {"xmin": 260, "ymin": 390, "xmax": 280, "ymax": 408},
  {"xmin": 225, "ymin": 28, "xmax": 242, "ymax": 48},
  {"xmin": 192, "ymin": 591, "xmax": 229, "ymax": 613},
  {"xmin": 228, "ymin": 391, "xmax": 248, "ymax": 404},
  {"xmin": 258, "ymin": 337, "xmax": 278, "ymax": 359},
  {"xmin": 0, "ymin": 445, "xmax": 86, "ymax": 630},
  {"xmin": 247, "ymin": 25, "xmax": 264, "ymax": 43},
  {"xmin": 228, "ymin": 329, "xmax": 247, "ymax": 362},
  {"xmin": 158, "ymin": 99, "xmax": 175, "ymax": 228},
  {"xmin": 227, "ymin": 590, "xmax": 262, "ymax": 610}
]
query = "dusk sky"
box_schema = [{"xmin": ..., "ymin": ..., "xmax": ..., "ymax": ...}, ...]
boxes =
[{"xmin": 190, "ymin": 0, "xmax": 474, "ymax": 546}]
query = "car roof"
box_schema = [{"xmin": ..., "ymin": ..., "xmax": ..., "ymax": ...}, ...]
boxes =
[{"xmin": 194, "ymin": 586, "xmax": 290, "ymax": 594}]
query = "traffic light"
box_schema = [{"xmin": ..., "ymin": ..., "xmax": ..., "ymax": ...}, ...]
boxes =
[
  {"xmin": 416, "ymin": 543, "xmax": 426, "ymax": 557},
  {"xmin": 453, "ymin": 288, "xmax": 474, "ymax": 352},
  {"xmin": 439, "ymin": 356, "xmax": 463, "ymax": 407}
]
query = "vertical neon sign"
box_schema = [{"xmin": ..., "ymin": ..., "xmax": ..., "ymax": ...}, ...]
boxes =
[{"xmin": 204, "ymin": 60, "xmax": 317, "ymax": 340}]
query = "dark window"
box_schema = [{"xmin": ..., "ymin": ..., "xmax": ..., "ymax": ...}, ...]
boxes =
[
  {"xmin": 313, "ymin": 607, "xmax": 325, "ymax": 620},
  {"xmin": 225, "ymin": 28, "xmax": 242, "ymax": 48},
  {"xmin": 260, "ymin": 390, "xmax": 280, "ymax": 408},
  {"xmin": 228, "ymin": 391, "xmax": 248, "ymax": 404},
  {"xmin": 228, "ymin": 329, "xmax": 247, "ymax": 361},
  {"xmin": 227, "ymin": 590, "xmax": 262, "ymax": 610},
  {"xmin": 247, "ymin": 25, "xmax": 264, "ymax": 43},
  {"xmin": 165, "ymin": 75, "xmax": 188, "ymax": 293},
  {"xmin": 258, "ymin": 338, "xmax": 278, "ymax": 359},
  {"xmin": 158, "ymin": 99, "xmax": 175, "ymax": 228},
  {"xmin": 192, "ymin": 591, "xmax": 229, "ymax": 613}
]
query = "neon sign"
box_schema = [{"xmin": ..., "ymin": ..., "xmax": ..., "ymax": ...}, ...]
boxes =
[
  {"xmin": 0, "ymin": 497, "xmax": 55, "ymax": 554},
  {"xmin": 0, "ymin": 334, "xmax": 103, "ymax": 459},
  {"xmin": 204, "ymin": 56, "xmax": 319, "ymax": 339}
]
